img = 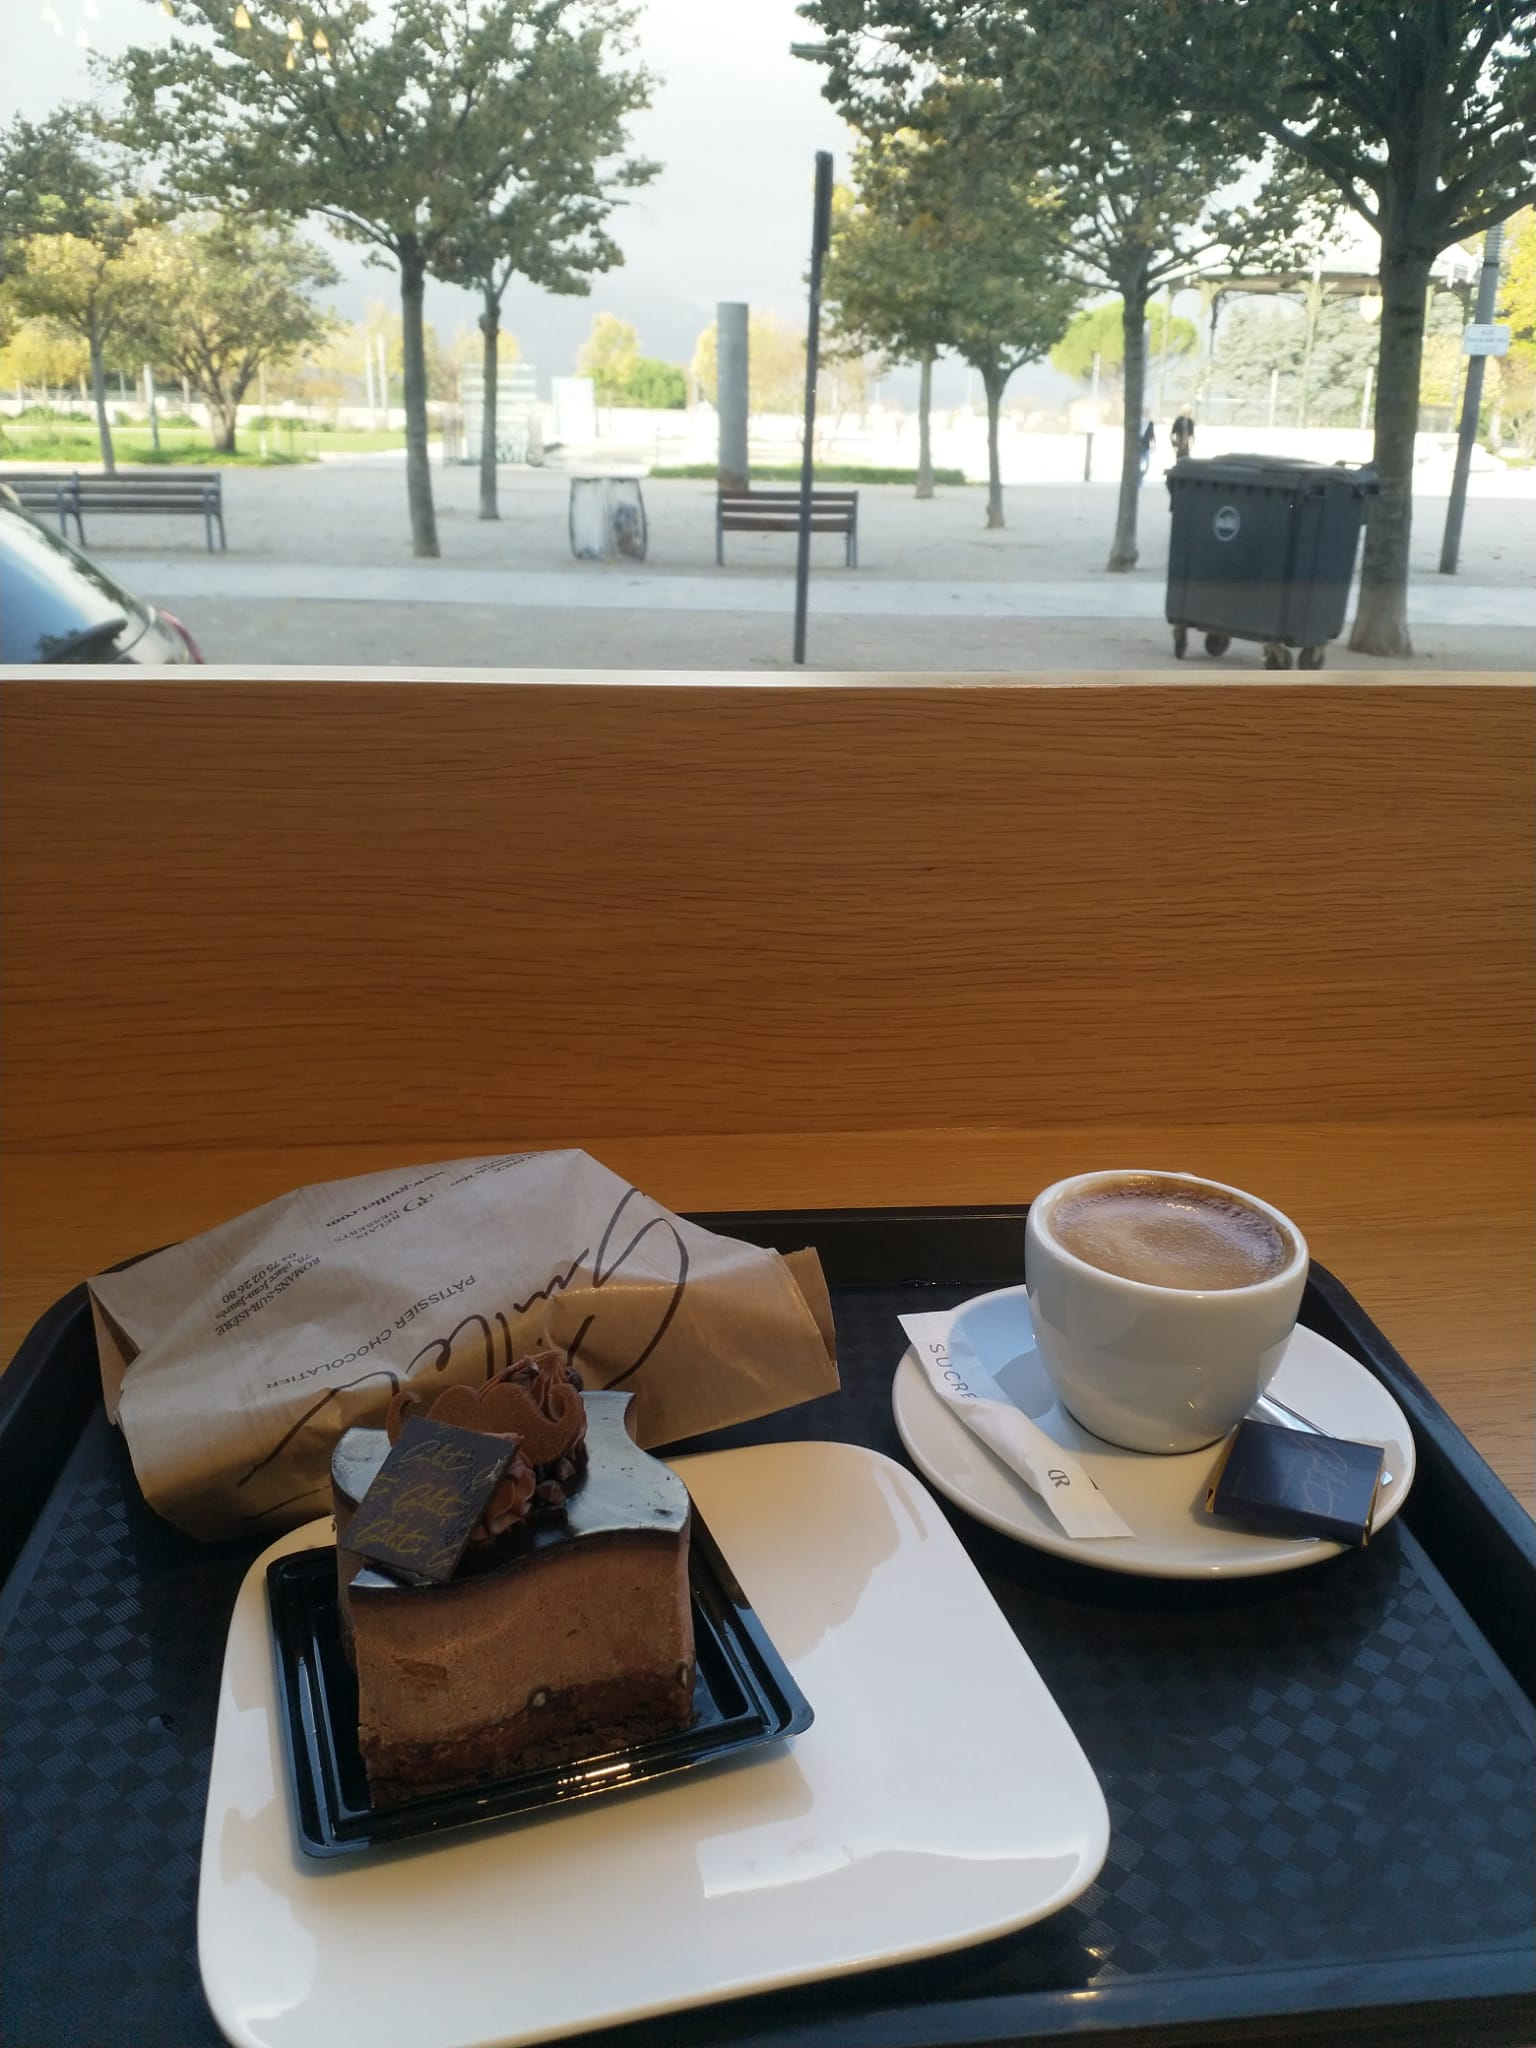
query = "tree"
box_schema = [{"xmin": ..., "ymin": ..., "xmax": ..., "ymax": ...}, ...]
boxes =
[
  {"xmin": 1050, "ymin": 300, "xmax": 1198, "ymax": 399},
  {"xmin": 573, "ymin": 316, "xmax": 684, "ymax": 407},
  {"xmin": 690, "ymin": 311, "xmax": 809, "ymax": 416},
  {"xmin": 1301, "ymin": 298, "xmax": 1383, "ymax": 428},
  {"xmin": 578, "ymin": 310, "xmax": 640, "ymax": 400},
  {"xmin": 1418, "ymin": 287, "xmax": 1481, "ymax": 420},
  {"xmin": 797, "ymin": 0, "xmax": 1311, "ymax": 569},
  {"xmin": 1496, "ymin": 206, "xmax": 1536, "ymax": 451},
  {"xmin": 0, "ymin": 107, "xmax": 111, "ymax": 276},
  {"xmin": 6, "ymin": 225, "xmax": 162, "ymax": 471},
  {"xmin": 0, "ymin": 317, "xmax": 90, "ymax": 404},
  {"xmin": 122, "ymin": 217, "xmax": 336, "ymax": 452},
  {"xmin": 823, "ymin": 101, "xmax": 1078, "ymax": 527},
  {"xmin": 109, "ymin": 0, "xmax": 654, "ymax": 558},
  {"xmin": 619, "ymin": 357, "xmax": 686, "ymax": 407},
  {"xmin": 824, "ymin": 168, "xmax": 951, "ymax": 495},
  {"xmin": 1129, "ymin": 0, "xmax": 1536, "ymax": 652},
  {"xmin": 0, "ymin": 108, "xmax": 160, "ymax": 468},
  {"xmin": 453, "ymin": 322, "xmax": 521, "ymax": 374},
  {"xmin": 432, "ymin": 16, "xmax": 654, "ymax": 518}
]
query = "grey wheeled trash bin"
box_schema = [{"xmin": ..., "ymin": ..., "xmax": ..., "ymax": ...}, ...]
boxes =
[
  {"xmin": 569, "ymin": 475, "xmax": 648, "ymax": 562},
  {"xmin": 1165, "ymin": 456, "xmax": 1378, "ymax": 669}
]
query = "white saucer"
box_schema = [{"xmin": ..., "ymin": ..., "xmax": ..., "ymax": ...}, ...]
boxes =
[
  {"xmin": 199, "ymin": 1440, "xmax": 1109, "ymax": 2048},
  {"xmin": 893, "ymin": 1285, "xmax": 1415, "ymax": 1580}
]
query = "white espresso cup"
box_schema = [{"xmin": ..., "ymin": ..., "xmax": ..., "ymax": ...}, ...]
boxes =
[{"xmin": 1024, "ymin": 1170, "xmax": 1309, "ymax": 1454}]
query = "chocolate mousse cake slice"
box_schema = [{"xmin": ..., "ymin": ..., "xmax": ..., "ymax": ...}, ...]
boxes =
[{"xmin": 331, "ymin": 1361, "xmax": 694, "ymax": 1807}]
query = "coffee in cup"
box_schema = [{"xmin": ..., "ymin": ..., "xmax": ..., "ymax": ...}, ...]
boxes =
[
  {"xmin": 1048, "ymin": 1174, "xmax": 1296, "ymax": 1292},
  {"xmin": 1024, "ymin": 1170, "xmax": 1308, "ymax": 1455}
]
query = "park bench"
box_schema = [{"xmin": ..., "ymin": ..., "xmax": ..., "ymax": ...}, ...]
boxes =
[
  {"xmin": 2, "ymin": 470, "xmax": 80, "ymax": 533},
  {"xmin": 716, "ymin": 487, "xmax": 858, "ymax": 567},
  {"xmin": 2, "ymin": 467, "xmax": 227, "ymax": 553}
]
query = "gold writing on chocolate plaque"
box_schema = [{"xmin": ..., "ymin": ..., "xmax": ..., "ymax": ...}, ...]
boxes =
[{"xmin": 346, "ymin": 1417, "xmax": 517, "ymax": 1583}]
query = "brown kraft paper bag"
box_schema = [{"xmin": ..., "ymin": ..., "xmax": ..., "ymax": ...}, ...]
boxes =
[{"xmin": 87, "ymin": 1149, "xmax": 838, "ymax": 1542}]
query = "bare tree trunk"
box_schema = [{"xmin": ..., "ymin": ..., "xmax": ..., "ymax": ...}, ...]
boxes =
[
  {"xmin": 210, "ymin": 400, "xmax": 238, "ymax": 454},
  {"xmin": 1107, "ymin": 270, "xmax": 1150, "ymax": 571},
  {"xmin": 982, "ymin": 364, "xmax": 1005, "ymax": 529},
  {"xmin": 89, "ymin": 313, "xmax": 115, "ymax": 475},
  {"xmin": 398, "ymin": 243, "xmax": 440, "ymax": 560},
  {"xmin": 478, "ymin": 285, "xmax": 500, "ymax": 521},
  {"xmin": 1349, "ymin": 243, "xmax": 1432, "ymax": 656},
  {"xmin": 915, "ymin": 352, "xmax": 934, "ymax": 499}
]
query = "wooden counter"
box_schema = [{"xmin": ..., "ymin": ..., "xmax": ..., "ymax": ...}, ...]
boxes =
[
  {"xmin": 3, "ymin": 1120, "xmax": 1531, "ymax": 1511},
  {"xmin": 3, "ymin": 675, "xmax": 1531, "ymax": 1513}
]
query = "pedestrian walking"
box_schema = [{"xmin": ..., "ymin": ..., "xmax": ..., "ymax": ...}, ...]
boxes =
[
  {"xmin": 1171, "ymin": 412, "xmax": 1195, "ymax": 460},
  {"xmin": 1138, "ymin": 415, "xmax": 1156, "ymax": 480}
]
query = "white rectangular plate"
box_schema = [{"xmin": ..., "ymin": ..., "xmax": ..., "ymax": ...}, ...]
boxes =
[{"xmin": 199, "ymin": 1440, "xmax": 1110, "ymax": 2048}]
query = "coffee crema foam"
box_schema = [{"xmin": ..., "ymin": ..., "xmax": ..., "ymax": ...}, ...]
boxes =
[{"xmin": 1048, "ymin": 1176, "xmax": 1293, "ymax": 1291}]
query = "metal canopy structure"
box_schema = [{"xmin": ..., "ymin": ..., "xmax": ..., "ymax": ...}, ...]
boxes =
[{"xmin": 1155, "ymin": 224, "xmax": 1482, "ymax": 426}]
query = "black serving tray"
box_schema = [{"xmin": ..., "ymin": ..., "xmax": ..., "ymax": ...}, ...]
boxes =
[
  {"xmin": 3, "ymin": 1204, "xmax": 1534, "ymax": 2048},
  {"xmin": 269, "ymin": 1513, "xmax": 812, "ymax": 1858}
]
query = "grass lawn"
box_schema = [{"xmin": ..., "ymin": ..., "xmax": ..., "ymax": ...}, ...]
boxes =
[
  {"xmin": 651, "ymin": 461, "xmax": 972, "ymax": 486},
  {"xmin": 0, "ymin": 420, "xmax": 409, "ymax": 465}
]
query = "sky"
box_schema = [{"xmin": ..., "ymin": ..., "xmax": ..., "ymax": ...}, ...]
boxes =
[{"xmin": 5, "ymin": 0, "xmax": 1080, "ymax": 406}]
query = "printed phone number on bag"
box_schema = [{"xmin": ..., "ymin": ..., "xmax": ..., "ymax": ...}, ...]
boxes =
[{"xmin": 213, "ymin": 1251, "xmax": 321, "ymax": 1337}]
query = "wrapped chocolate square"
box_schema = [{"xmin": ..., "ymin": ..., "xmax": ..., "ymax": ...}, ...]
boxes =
[
  {"xmin": 1205, "ymin": 1419, "xmax": 1385, "ymax": 1545},
  {"xmin": 87, "ymin": 1149, "xmax": 838, "ymax": 1542}
]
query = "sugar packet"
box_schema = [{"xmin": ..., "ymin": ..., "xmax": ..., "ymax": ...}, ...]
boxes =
[{"xmin": 899, "ymin": 1309, "xmax": 1132, "ymax": 1540}]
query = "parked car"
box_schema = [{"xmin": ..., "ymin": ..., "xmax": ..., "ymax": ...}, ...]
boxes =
[{"xmin": 0, "ymin": 486, "xmax": 204, "ymax": 664}]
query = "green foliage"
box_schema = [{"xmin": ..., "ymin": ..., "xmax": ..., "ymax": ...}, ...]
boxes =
[
  {"xmin": 0, "ymin": 108, "xmax": 165, "ymax": 464},
  {"xmin": 827, "ymin": 96, "xmax": 1079, "ymax": 390},
  {"xmin": 1115, "ymin": 0, "xmax": 1536, "ymax": 649},
  {"xmin": 574, "ymin": 312, "xmax": 685, "ymax": 406},
  {"xmin": 1128, "ymin": 1, "xmax": 1535, "ymax": 250},
  {"xmin": 0, "ymin": 316, "xmax": 90, "ymax": 394},
  {"xmin": 121, "ymin": 216, "xmax": 338, "ymax": 451},
  {"xmin": 618, "ymin": 357, "xmax": 686, "ymax": 408},
  {"xmin": 106, "ymin": 0, "xmax": 657, "ymax": 554},
  {"xmin": 797, "ymin": 1, "xmax": 1318, "ymax": 558},
  {"xmin": 691, "ymin": 312, "xmax": 810, "ymax": 415},
  {"xmin": 816, "ymin": 76, "xmax": 1090, "ymax": 526},
  {"xmin": 7, "ymin": 227, "xmax": 154, "ymax": 344},
  {"xmin": 1050, "ymin": 300, "xmax": 1196, "ymax": 387},
  {"xmin": 577, "ymin": 310, "xmax": 639, "ymax": 398},
  {"xmin": 0, "ymin": 423, "xmax": 308, "ymax": 464},
  {"xmin": 1203, "ymin": 292, "xmax": 1393, "ymax": 427},
  {"xmin": 1495, "ymin": 210, "xmax": 1536, "ymax": 451},
  {"xmin": 1504, "ymin": 209, "xmax": 1536, "ymax": 345},
  {"xmin": 429, "ymin": 12, "xmax": 656, "ymax": 313},
  {"xmin": 0, "ymin": 107, "xmax": 113, "ymax": 272},
  {"xmin": 823, "ymin": 167, "xmax": 950, "ymax": 370},
  {"xmin": 799, "ymin": 2, "xmax": 1308, "ymax": 298}
]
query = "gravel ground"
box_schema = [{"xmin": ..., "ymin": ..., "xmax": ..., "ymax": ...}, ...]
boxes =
[
  {"xmin": 8, "ymin": 454, "xmax": 1532, "ymax": 671},
  {"xmin": 165, "ymin": 599, "xmax": 1536, "ymax": 674},
  {"xmin": 39, "ymin": 456, "xmax": 1536, "ymax": 583}
]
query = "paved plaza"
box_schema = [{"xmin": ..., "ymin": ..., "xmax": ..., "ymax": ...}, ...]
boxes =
[{"xmin": 18, "ymin": 454, "xmax": 1536, "ymax": 671}]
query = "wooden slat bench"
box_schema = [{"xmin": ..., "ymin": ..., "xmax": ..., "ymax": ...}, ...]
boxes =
[
  {"xmin": 1, "ymin": 468, "xmax": 227, "ymax": 553},
  {"xmin": 716, "ymin": 487, "xmax": 858, "ymax": 566},
  {"xmin": 2, "ymin": 470, "xmax": 79, "ymax": 533}
]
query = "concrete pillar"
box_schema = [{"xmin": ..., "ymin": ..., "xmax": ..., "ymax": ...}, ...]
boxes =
[{"xmin": 717, "ymin": 301, "xmax": 749, "ymax": 490}]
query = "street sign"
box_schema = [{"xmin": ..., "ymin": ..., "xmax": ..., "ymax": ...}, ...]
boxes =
[{"xmin": 1462, "ymin": 322, "xmax": 1511, "ymax": 356}]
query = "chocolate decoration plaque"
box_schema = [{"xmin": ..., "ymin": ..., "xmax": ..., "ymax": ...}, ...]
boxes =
[{"xmin": 345, "ymin": 1417, "xmax": 517, "ymax": 1583}]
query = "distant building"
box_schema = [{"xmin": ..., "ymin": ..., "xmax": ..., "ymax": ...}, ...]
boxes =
[{"xmin": 456, "ymin": 364, "xmax": 540, "ymax": 465}]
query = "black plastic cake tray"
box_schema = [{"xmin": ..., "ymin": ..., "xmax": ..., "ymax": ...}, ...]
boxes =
[
  {"xmin": 2, "ymin": 1204, "xmax": 1534, "ymax": 2048},
  {"xmin": 268, "ymin": 1511, "xmax": 812, "ymax": 1858}
]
